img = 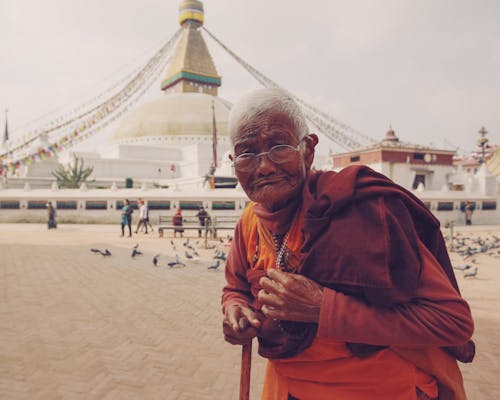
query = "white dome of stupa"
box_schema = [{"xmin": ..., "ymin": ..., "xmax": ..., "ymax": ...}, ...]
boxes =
[{"xmin": 111, "ymin": 92, "xmax": 231, "ymax": 143}]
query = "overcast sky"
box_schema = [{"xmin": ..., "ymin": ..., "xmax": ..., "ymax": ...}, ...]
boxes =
[{"xmin": 1, "ymin": 0, "xmax": 499, "ymax": 156}]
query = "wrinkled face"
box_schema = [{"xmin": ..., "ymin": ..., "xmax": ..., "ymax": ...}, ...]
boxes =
[{"xmin": 231, "ymin": 111, "xmax": 316, "ymax": 211}]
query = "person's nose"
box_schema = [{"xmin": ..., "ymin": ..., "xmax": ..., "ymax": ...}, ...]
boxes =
[{"xmin": 256, "ymin": 151, "xmax": 276, "ymax": 175}]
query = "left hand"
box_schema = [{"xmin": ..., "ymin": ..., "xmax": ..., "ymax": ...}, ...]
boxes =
[{"xmin": 258, "ymin": 269, "xmax": 324, "ymax": 323}]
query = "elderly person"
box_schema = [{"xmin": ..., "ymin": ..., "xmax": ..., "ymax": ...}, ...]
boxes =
[{"xmin": 221, "ymin": 88, "xmax": 474, "ymax": 400}]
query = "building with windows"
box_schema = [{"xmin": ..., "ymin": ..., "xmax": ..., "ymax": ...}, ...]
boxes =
[
  {"xmin": 331, "ymin": 127, "xmax": 456, "ymax": 191},
  {"xmin": 330, "ymin": 127, "xmax": 499, "ymax": 225}
]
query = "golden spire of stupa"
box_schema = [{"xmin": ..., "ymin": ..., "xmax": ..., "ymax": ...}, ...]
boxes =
[{"xmin": 161, "ymin": 0, "xmax": 221, "ymax": 95}]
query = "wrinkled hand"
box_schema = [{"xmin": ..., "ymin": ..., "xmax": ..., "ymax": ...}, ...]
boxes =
[
  {"xmin": 223, "ymin": 304, "xmax": 261, "ymax": 345},
  {"xmin": 258, "ymin": 269, "xmax": 324, "ymax": 323}
]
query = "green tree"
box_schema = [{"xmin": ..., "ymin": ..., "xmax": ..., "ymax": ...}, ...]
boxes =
[{"xmin": 52, "ymin": 156, "xmax": 94, "ymax": 189}]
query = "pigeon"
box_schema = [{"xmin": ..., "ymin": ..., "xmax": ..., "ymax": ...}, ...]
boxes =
[
  {"xmin": 208, "ymin": 260, "xmax": 221, "ymax": 270},
  {"xmin": 463, "ymin": 267, "xmax": 478, "ymax": 279},
  {"xmin": 90, "ymin": 248, "xmax": 111, "ymax": 257},
  {"xmin": 453, "ymin": 265, "xmax": 471, "ymax": 271},
  {"xmin": 133, "ymin": 244, "xmax": 140, "ymax": 249},
  {"xmin": 185, "ymin": 251, "xmax": 193, "ymax": 259},
  {"xmin": 170, "ymin": 240, "xmax": 175, "ymax": 246},
  {"xmin": 153, "ymin": 254, "xmax": 160, "ymax": 267},
  {"xmin": 168, "ymin": 259, "xmax": 186, "ymax": 268},
  {"xmin": 214, "ymin": 251, "xmax": 227, "ymax": 261},
  {"xmin": 131, "ymin": 249, "xmax": 143, "ymax": 258}
]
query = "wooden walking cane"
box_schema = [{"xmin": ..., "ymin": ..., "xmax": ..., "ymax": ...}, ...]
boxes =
[{"xmin": 239, "ymin": 318, "xmax": 252, "ymax": 400}]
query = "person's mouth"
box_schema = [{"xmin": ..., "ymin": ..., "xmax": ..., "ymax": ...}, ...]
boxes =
[{"xmin": 254, "ymin": 176, "xmax": 286, "ymax": 188}]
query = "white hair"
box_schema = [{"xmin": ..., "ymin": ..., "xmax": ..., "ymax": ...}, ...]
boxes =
[{"xmin": 228, "ymin": 88, "xmax": 309, "ymax": 146}]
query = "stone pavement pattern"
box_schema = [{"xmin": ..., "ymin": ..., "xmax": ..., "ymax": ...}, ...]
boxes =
[
  {"xmin": 1, "ymin": 224, "xmax": 499, "ymax": 399},
  {"xmin": 0, "ymin": 225, "xmax": 266, "ymax": 399}
]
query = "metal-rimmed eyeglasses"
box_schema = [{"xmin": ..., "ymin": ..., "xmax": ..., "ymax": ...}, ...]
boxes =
[{"xmin": 232, "ymin": 140, "xmax": 304, "ymax": 172}]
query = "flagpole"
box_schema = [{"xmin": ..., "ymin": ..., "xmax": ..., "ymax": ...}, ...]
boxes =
[
  {"xmin": 3, "ymin": 108, "xmax": 8, "ymax": 144},
  {"xmin": 211, "ymin": 99, "xmax": 218, "ymax": 168}
]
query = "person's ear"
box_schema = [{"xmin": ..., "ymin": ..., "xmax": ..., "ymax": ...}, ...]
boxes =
[{"xmin": 303, "ymin": 134, "xmax": 318, "ymax": 169}]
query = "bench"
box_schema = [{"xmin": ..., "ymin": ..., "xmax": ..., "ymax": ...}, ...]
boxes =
[
  {"xmin": 157, "ymin": 215, "xmax": 211, "ymax": 238},
  {"xmin": 157, "ymin": 215, "xmax": 240, "ymax": 238},
  {"xmin": 212, "ymin": 215, "xmax": 240, "ymax": 238}
]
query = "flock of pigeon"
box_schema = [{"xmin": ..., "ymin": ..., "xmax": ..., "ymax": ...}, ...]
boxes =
[
  {"xmin": 90, "ymin": 236, "xmax": 231, "ymax": 271},
  {"xmin": 91, "ymin": 230, "xmax": 498, "ymax": 279},
  {"xmin": 449, "ymin": 232, "xmax": 500, "ymax": 280}
]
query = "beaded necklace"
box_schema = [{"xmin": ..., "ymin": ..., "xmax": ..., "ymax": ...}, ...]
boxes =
[
  {"xmin": 273, "ymin": 231, "xmax": 291, "ymax": 270},
  {"xmin": 250, "ymin": 209, "xmax": 300, "ymax": 272},
  {"xmin": 273, "ymin": 210, "xmax": 299, "ymax": 271}
]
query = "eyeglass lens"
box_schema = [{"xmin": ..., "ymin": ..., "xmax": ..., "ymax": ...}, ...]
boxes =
[{"xmin": 234, "ymin": 144, "xmax": 299, "ymax": 170}]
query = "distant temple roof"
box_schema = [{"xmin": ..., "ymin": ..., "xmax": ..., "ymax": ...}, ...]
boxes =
[
  {"xmin": 161, "ymin": 0, "xmax": 221, "ymax": 95},
  {"xmin": 381, "ymin": 125, "xmax": 399, "ymax": 145},
  {"xmin": 334, "ymin": 126, "xmax": 455, "ymax": 155}
]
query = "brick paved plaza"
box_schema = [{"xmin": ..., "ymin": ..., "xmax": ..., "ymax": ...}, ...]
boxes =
[
  {"xmin": 0, "ymin": 224, "xmax": 266, "ymax": 399},
  {"xmin": 0, "ymin": 223, "xmax": 499, "ymax": 399}
]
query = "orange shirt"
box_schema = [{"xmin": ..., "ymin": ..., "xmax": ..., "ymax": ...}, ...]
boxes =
[{"xmin": 262, "ymin": 338, "xmax": 438, "ymax": 400}]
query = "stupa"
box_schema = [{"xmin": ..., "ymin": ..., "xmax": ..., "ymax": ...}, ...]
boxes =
[{"xmin": 71, "ymin": 0, "xmax": 233, "ymax": 184}]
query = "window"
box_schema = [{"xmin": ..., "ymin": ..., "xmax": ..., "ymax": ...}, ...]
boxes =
[
  {"xmin": 86, "ymin": 201, "xmax": 107, "ymax": 210},
  {"xmin": 148, "ymin": 200, "xmax": 171, "ymax": 210},
  {"xmin": 437, "ymin": 202, "xmax": 454, "ymax": 211},
  {"xmin": 0, "ymin": 200, "xmax": 20, "ymax": 209},
  {"xmin": 350, "ymin": 155, "xmax": 360, "ymax": 162},
  {"xmin": 179, "ymin": 200, "xmax": 203, "ymax": 210},
  {"xmin": 482, "ymin": 201, "xmax": 496, "ymax": 210},
  {"xmin": 28, "ymin": 200, "xmax": 48, "ymax": 209},
  {"xmin": 212, "ymin": 201, "xmax": 236, "ymax": 210},
  {"xmin": 56, "ymin": 201, "xmax": 77, "ymax": 210},
  {"xmin": 116, "ymin": 200, "xmax": 138, "ymax": 210},
  {"xmin": 413, "ymin": 153, "xmax": 425, "ymax": 160}
]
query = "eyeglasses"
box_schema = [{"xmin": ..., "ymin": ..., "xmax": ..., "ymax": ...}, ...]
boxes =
[{"xmin": 232, "ymin": 141, "xmax": 303, "ymax": 172}]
